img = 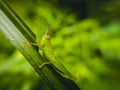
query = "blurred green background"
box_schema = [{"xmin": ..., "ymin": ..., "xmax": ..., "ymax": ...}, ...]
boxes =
[{"xmin": 0, "ymin": 0, "xmax": 120, "ymax": 90}]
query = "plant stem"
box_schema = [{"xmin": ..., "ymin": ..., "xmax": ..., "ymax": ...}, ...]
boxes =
[{"xmin": 0, "ymin": 0, "xmax": 80, "ymax": 90}]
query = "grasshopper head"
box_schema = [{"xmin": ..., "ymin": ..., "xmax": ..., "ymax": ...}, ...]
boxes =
[
  {"xmin": 39, "ymin": 33, "xmax": 51, "ymax": 50},
  {"xmin": 39, "ymin": 24, "xmax": 51, "ymax": 50}
]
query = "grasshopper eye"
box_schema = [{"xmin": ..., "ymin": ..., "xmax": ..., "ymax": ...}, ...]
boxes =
[{"xmin": 46, "ymin": 34, "xmax": 51, "ymax": 39}]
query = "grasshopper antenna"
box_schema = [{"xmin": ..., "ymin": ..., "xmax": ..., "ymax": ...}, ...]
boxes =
[
  {"xmin": 45, "ymin": 24, "xmax": 51, "ymax": 34},
  {"xmin": 45, "ymin": 24, "xmax": 51, "ymax": 39}
]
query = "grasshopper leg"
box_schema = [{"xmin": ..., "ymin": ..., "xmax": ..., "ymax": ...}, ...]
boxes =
[{"xmin": 39, "ymin": 62, "xmax": 51, "ymax": 68}]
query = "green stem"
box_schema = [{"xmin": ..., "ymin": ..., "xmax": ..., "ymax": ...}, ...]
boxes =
[{"xmin": 0, "ymin": 0, "xmax": 80, "ymax": 90}]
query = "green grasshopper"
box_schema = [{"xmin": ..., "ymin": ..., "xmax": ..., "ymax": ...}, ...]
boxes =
[{"xmin": 38, "ymin": 24, "xmax": 76, "ymax": 80}]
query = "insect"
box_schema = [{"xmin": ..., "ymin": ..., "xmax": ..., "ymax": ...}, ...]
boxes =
[{"xmin": 38, "ymin": 24, "xmax": 76, "ymax": 80}]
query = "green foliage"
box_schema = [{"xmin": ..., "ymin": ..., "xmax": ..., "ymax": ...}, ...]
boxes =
[{"xmin": 0, "ymin": 0, "xmax": 120, "ymax": 90}]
